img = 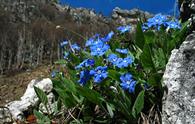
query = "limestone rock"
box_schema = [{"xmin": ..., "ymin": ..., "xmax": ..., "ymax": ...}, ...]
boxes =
[
  {"xmin": 162, "ymin": 32, "xmax": 195, "ymax": 124},
  {"xmin": 5, "ymin": 78, "xmax": 53, "ymax": 120}
]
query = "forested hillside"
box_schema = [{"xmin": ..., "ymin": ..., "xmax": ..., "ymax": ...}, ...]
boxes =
[{"xmin": 0, "ymin": 0, "xmax": 116, "ymax": 74}]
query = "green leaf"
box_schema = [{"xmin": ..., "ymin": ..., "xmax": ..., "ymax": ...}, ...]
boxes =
[
  {"xmin": 57, "ymin": 97, "xmax": 62, "ymax": 111},
  {"xmin": 168, "ymin": 21, "xmax": 188, "ymax": 52},
  {"xmin": 94, "ymin": 119, "xmax": 108, "ymax": 123},
  {"xmin": 114, "ymin": 87, "xmax": 133, "ymax": 119},
  {"xmin": 110, "ymin": 39, "xmax": 120, "ymax": 50},
  {"xmin": 55, "ymin": 88, "xmax": 77, "ymax": 108},
  {"xmin": 77, "ymin": 86, "xmax": 104, "ymax": 105},
  {"xmin": 61, "ymin": 77, "xmax": 76, "ymax": 93},
  {"xmin": 54, "ymin": 59, "xmax": 67, "ymax": 64},
  {"xmin": 93, "ymin": 56, "xmax": 104, "ymax": 66},
  {"xmin": 108, "ymin": 70, "xmax": 121, "ymax": 82},
  {"xmin": 81, "ymin": 50, "xmax": 91, "ymax": 58},
  {"xmin": 153, "ymin": 48, "xmax": 166, "ymax": 69},
  {"xmin": 33, "ymin": 110, "xmax": 50, "ymax": 124},
  {"xmin": 69, "ymin": 52, "xmax": 80, "ymax": 64},
  {"xmin": 148, "ymin": 73, "xmax": 163, "ymax": 87},
  {"xmin": 140, "ymin": 44, "xmax": 155, "ymax": 71},
  {"xmin": 53, "ymin": 77, "xmax": 76, "ymax": 93},
  {"xmin": 118, "ymin": 87, "xmax": 132, "ymax": 108},
  {"xmin": 135, "ymin": 22, "xmax": 145, "ymax": 49},
  {"xmin": 132, "ymin": 90, "xmax": 145, "ymax": 118},
  {"xmin": 106, "ymin": 103, "xmax": 115, "ymax": 118},
  {"xmin": 34, "ymin": 86, "xmax": 48, "ymax": 105},
  {"xmin": 144, "ymin": 31, "xmax": 155, "ymax": 44}
]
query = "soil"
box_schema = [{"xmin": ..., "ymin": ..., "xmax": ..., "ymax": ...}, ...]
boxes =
[{"xmin": 0, "ymin": 65, "xmax": 51, "ymax": 106}]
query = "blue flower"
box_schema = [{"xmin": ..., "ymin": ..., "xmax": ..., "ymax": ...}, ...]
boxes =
[
  {"xmin": 165, "ymin": 20, "xmax": 181, "ymax": 29},
  {"xmin": 90, "ymin": 42, "xmax": 110, "ymax": 56},
  {"xmin": 71, "ymin": 43, "xmax": 80, "ymax": 51},
  {"xmin": 63, "ymin": 51, "xmax": 69, "ymax": 59},
  {"xmin": 78, "ymin": 70, "xmax": 92, "ymax": 85},
  {"xmin": 117, "ymin": 25, "xmax": 131, "ymax": 33},
  {"xmin": 116, "ymin": 56, "xmax": 133, "ymax": 68},
  {"xmin": 107, "ymin": 54, "xmax": 119, "ymax": 65},
  {"xmin": 90, "ymin": 66, "xmax": 108, "ymax": 83},
  {"xmin": 85, "ymin": 38, "xmax": 94, "ymax": 47},
  {"xmin": 75, "ymin": 59, "xmax": 95, "ymax": 69},
  {"xmin": 60, "ymin": 40, "xmax": 68, "ymax": 48},
  {"xmin": 85, "ymin": 34, "xmax": 100, "ymax": 47},
  {"xmin": 116, "ymin": 48, "xmax": 128, "ymax": 54},
  {"xmin": 144, "ymin": 14, "xmax": 168, "ymax": 30},
  {"xmin": 107, "ymin": 54, "xmax": 134, "ymax": 68},
  {"xmin": 148, "ymin": 14, "xmax": 167, "ymax": 25},
  {"xmin": 101, "ymin": 31, "xmax": 114, "ymax": 42},
  {"xmin": 142, "ymin": 24, "xmax": 149, "ymax": 31},
  {"xmin": 51, "ymin": 71, "xmax": 57, "ymax": 78},
  {"xmin": 120, "ymin": 73, "xmax": 137, "ymax": 93}
]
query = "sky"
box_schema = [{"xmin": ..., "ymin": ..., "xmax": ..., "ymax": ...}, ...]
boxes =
[{"xmin": 59, "ymin": 0, "xmax": 179, "ymax": 16}]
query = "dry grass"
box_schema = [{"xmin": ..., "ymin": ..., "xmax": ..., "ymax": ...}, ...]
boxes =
[{"xmin": 138, "ymin": 105, "xmax": 161, "ymax": 124}]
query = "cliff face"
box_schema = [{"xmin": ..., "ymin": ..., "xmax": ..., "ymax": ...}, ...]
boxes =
[{"xmin": 0, "ymin": 0, "xmax": 151, "ymax": 74}]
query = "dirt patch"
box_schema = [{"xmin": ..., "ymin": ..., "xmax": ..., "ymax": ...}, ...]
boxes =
[{"xmin": 0, "ymin": 65, "xmax": 51, "ymax": 106}]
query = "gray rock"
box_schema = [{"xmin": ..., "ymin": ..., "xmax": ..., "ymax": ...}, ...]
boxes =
[
  {"xmin": 5, "ymin": 78, "xmax": 53, "ymax": 120},
  {"xmin": 112, "ymin": 7, "xmax": 152, "ymax": 25},
  {"xmin": 162, "ymin": 32, "xmax": 195, "ymax": 124}
]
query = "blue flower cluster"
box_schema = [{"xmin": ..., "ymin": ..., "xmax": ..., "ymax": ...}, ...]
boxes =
[
  {"xmin": 51, "ymin": 71, "xmax": 57, "ymax": 78},
  {"xmin": 76, "ymin": 26, "xmax": 131, "ymax": 85},
  {"xmin": 71, "ymin": 43, "xmax": 81, "ymax": 51},
  {"xmin": 60, "ymin": 40, "xmax": 69, "ymax": 59},
  {"xmin": 120, "ymin": 73, "xmax": 137, "ymax": 93},
  {"xmin": 59, "ymin": 25, "xmax": 137, "ymax": 93},
  {"xmin": 143, "ymin": 14, "xmax": 181, "ymax": 31},
  {"xmin": 75, "ymin": 59, "xmax": 95, "ymax": 70},
  {"xmin": 117, "ymin": 25, "xmax": 131, "ymax": 33},
  {"xmin": 101, "ymin": 31, "xmax": 114, "ymax": 42},
  {"xmin": 165, "ymin": 20, "xmax": 181, "ymax": 29},
  {"xmin": 107, "ymin": 53, "xmax": 133, "ymax": 68},
  {"xmin": 60, "ymin": 40, "xmax": 82, "ymax": 59},
  {"xmin": 85, "ymin": 26, "xmax": 132, "ymax": 57},
  {"xmin": 62, "ymin": 51, "xmax": 68, "ymax": 59},
  {"xmin": 85, "ymin": 33, "xmax": 112, "ymax": 56},
  {"xmin": 90, "ymin": 42, "xmax": 110, "ymax": 56},
  {"xmin": 78, "ymin": 70, "xmax": 92, "ymax": 86},
  {"xmin": 77, "ymin": 65, "xmax": 108, "ymax": 85},
  {"xmin": 90, "ymin": 66, "xmax": 108, "ymax": 83},
  {"xmin": 60, "ymin": 40, "xmax": 68, "ymax": 48},
  {"xmin": 85, "ymin": 34, "xmax": 100, "ymax": 47}
]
